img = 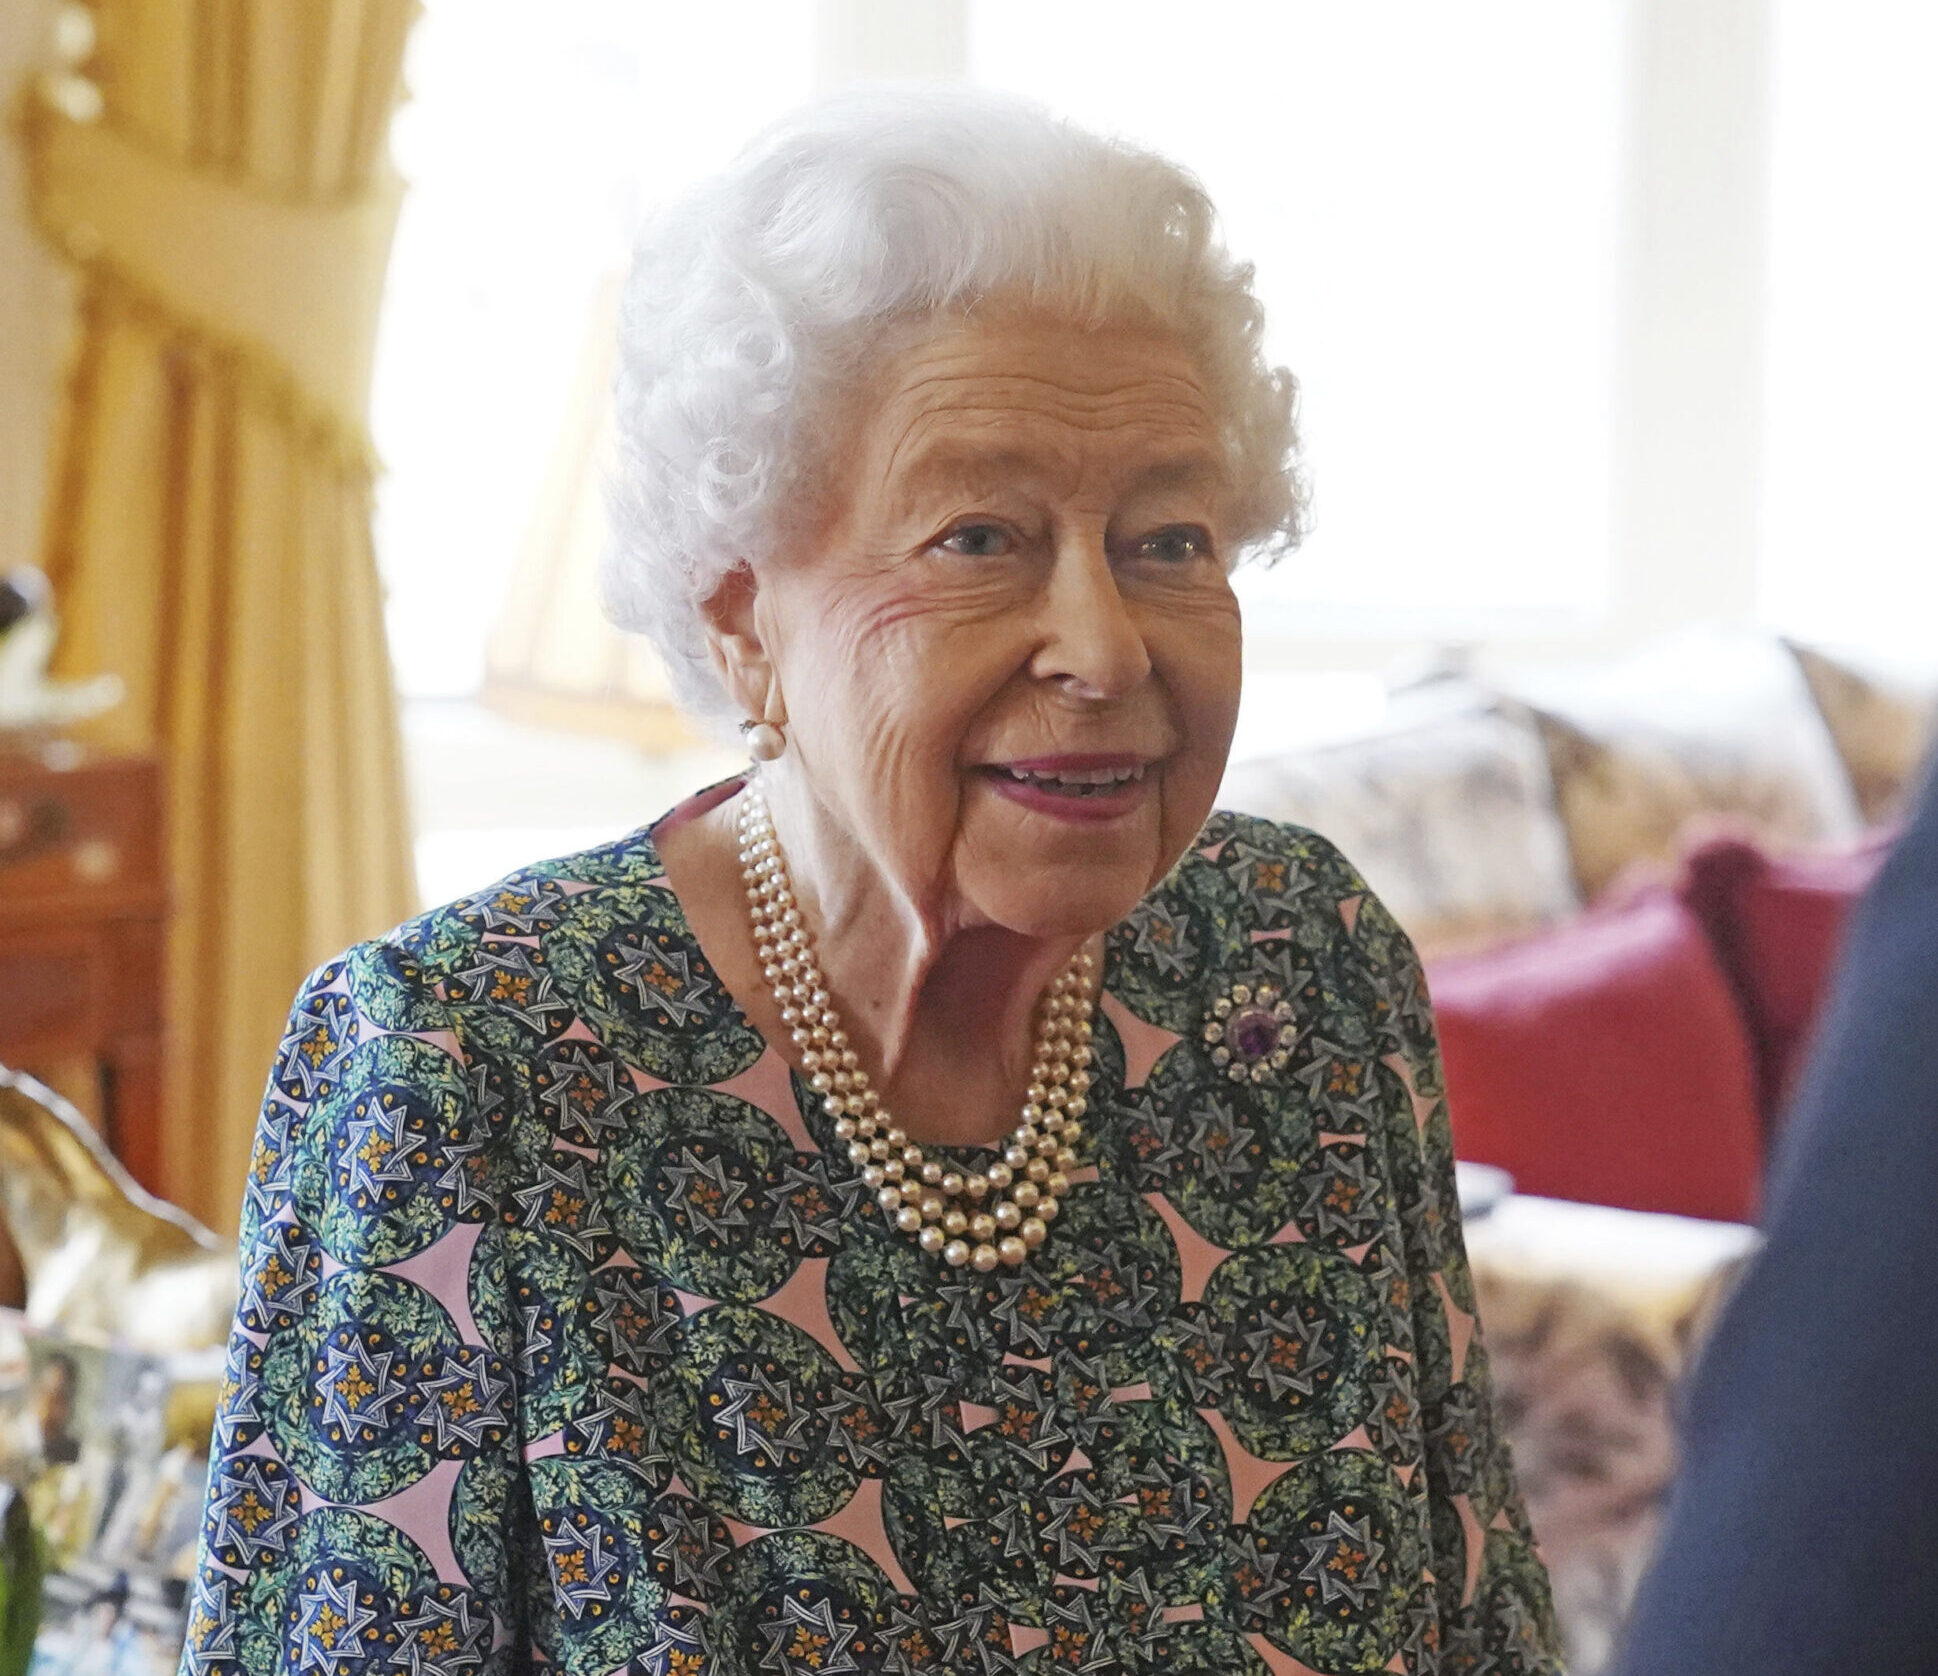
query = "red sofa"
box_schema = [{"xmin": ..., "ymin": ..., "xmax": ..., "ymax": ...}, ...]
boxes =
[{"xmin": 1429, "ymin": 828, "xmax": 1895, "ymax": 1224}]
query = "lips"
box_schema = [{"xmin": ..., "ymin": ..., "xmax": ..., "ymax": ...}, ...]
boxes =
[{"xmin": 979, "ymin": 754, "xmax": 1156, "ymax": 821}]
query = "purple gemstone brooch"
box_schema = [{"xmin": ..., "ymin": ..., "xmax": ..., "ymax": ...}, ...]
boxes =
[{"xmin": 1203, "ymin": 982, "xmax": 1300, "ymax": 1084}]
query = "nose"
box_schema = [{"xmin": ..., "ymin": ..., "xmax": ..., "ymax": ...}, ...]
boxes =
[{"xmin": 1031, "ymin": 532, "xmax": 1152, "ymax": 700}]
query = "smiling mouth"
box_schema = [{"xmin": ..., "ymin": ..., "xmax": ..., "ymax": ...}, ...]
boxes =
[{"xmin": 988, "ymin": 762, "xmax": 1149, "ymax": 798}]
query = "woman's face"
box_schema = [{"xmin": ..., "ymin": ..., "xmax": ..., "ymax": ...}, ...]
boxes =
[{"xmin": 737, "ymin": 312, "xmax": 1244, "ymax": 940}]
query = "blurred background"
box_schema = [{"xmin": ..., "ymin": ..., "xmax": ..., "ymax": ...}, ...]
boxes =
[{"xmin": 1, "ymin": 5, "xmax": 1934, "ymax": 1666}]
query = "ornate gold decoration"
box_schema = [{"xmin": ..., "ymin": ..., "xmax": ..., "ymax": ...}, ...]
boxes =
[{"xmin": 0, "ymin": 1064, "xmax": 237, "ymax": 1352}]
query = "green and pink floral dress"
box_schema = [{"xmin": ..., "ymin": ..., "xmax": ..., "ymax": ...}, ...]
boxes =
[{"xmin": 181, "ymin": 797, "xmax": 1560, "ymax": 1676}]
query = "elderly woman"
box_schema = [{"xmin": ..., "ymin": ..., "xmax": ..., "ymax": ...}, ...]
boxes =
[{"xmin": 184, "ymin": 89, "xmax": 1558, "ymax": 1676}]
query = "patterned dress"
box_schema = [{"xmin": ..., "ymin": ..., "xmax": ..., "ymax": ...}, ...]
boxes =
[{"xmin": 181, "ymin": 803, "xmax": 1561, "ymax": 1676}]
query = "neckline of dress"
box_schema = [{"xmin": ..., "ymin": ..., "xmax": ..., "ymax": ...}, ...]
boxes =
[{"xmin": 633, "ymin": 776, "xmax": 1128, "ymax": 1168}]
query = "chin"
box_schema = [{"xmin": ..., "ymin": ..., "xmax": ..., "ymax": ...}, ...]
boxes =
[
  {"xmin": 966, "ymin": 864, "xmax": 1155, "ymax": 943},
  {"xmin": 951, "ymin": 777, "xmax": 1211, "ymax": 937}
]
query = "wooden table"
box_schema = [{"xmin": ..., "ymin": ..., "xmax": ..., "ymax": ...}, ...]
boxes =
[{"xmin": 0, "ymin": 743, "xmax": 168, "ymax": 1197}]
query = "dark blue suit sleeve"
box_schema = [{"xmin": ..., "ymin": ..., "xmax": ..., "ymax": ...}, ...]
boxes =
[{"xmin": 1608, "ymin": 756, "xmax": 1938, "ymax": 1676}]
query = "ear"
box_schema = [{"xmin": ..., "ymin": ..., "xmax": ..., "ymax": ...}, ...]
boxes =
[{"xmin": 700, "ymin": 563, "xmax": 785, "ymax": 724}]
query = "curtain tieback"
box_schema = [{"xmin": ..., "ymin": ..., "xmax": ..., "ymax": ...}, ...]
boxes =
[{"xmin": 24, "ymin": 90, "xmax": 403, "ymax": 445}]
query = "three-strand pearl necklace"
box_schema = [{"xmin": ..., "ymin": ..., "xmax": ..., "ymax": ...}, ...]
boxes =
[{"xmin": 737, "ymin": 786, "xmax": 1096, "ymax": 1272}]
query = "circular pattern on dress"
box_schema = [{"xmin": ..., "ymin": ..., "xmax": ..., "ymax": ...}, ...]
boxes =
[
  {"xmin": 640, "ymin": 1492, "xmax": 737, "ymax": 1602},
  {"xmin": 449, "ymin": 1046, "xmax": 520, "ymax": 1210},
  {"xmin": 762, "ymin": 1147, "xmax": 868, "ymax": 1263},
  {"xmin": 1365, "ymin": 1353, "xmax": 1423, "ymax": 1468},
  {"xmin": 390, "ymin": 1580, "xmax": 496, "ymax": 1676},
  {"xmin": 411, "ymin": 1343, "xmax": 514, "ymax": 1461},
  {"xmin": 531, "ymin": 1036, "xmax": 639, "ymax": 1152},
  {"xmin": 200, "ymin": 1452, "xmax": 300, "ymax": 1573},
  {"xmin": 213, "ymin": 1329, "xmax": 267, "ymax": 1453},
  {"xmin": 546, "ymin": 887, "xmax": 763, "ymax": 1084},
  {"xmin": 607, "ymin": 1089, "xmax": 799, "ymax": 1303},
  {"xmin": 1359, "ymin": 1236, "xmax": 1438, "ymax": 1363},
  {"xmin": 345, "ymin": 941, "xmax": 453, "ymax": 1035},
  {"xmin": 280, "ymin": 1553, "xmax": 399, "ymax": 1676},
  {"xmin": 1293, "ymin": 1141, "xmax": 1390, "ymax": 1249},
  {"xmin": 586, "ymin": 1263, "xmax": 685, "ymax": 1378},
  {"xmin": 304, "ymin": 1036, "xmax": 475, "ymax": 1263},
  {"xmin": 1131, "ymin": 1047, "xmax": 1313, "ymax": 1247},
  {"xmin": 713, "ymin": 1531, "xmax": 898, "ymax": 1676},
  {"xmin": 1015, "ymin": 1395, "xmax": 1224, "ymax": 1604},
  {"xmin": 1105, "ymin": 858, "xmax": 1246, "ymax": 1035},
  {"xmin": 1060, "ymin": 1398, "xmax": 1233, "ymax": 1604},
  {"xmin": 452, "ymin": 871, "xmax": 580, "ymax": 939},
  {"xmin": 238, "ymin": 1217, "xmax": 323, "ymax": 1337},
  {"xmin": 560, "ymin": 1369, "xmax": 670, "ymax": 1487},
  {"xmin": 272, "ymin": 985, "xmax": 357, "ymax": 1105},
  {"xmin": 963, "ymin": 1360, "xmax": 1077, "ymax": 1485},
  {"xmin": 263, "ymin": 1271, "xmax": 459, "ymax": 1503},
  {"xmin": 1424, "ymin": 1347, "xmax": 1514, "ymax": 1526},
  {"xmin": 1451, "ymin": 1530, "xmax": 1558, "ymax": 1676},
  {"xmin": 449, "ymin": 1450, "xmax": 519, "ymax": 1601},
  {"xmin": 1402, "ymin": 1579, "xmax": 1447, "ymax": 1675},
  {"xmin": 436, "ymin": 937, "xmax": 578, "ymax": 1055},
  {"xmin": 1214, "ymin": 812, "xmax": 1353, "ymax": 935},
  {"xmin": 657, "ymin": 1305, "xmax": 858, "ymax": 1529},
  {"xmin": 1199, "ymin": 1246, "xmax": 1378, "ymax": 1461},
  {"xmin": 281, "ymin": 1507, "xmax": 438, "ymax": 1673},
  {"xmin": 1236, "ymin": 1448, "xmax": 1416, "ymax": 1673},
  {"xmin": 999, "ymin": 1181, "xmax": 1180, "ymax": 1384},
  {"xmin": 496, "ymin": 1226, "xmax": 605, "ymax": 1441},
  {"xmin": 525, "ymin": 1459, "xmax": 670, "ymax": 1674},
  {"xmin": 501, "ymin": 1144, "xmax": 619, "ymax": 1271}
]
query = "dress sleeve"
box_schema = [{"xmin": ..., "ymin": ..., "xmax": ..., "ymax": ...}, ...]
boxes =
[
  {"xmin": 181, "ymin": 941, "xmax": 532, "ymax": 1676},
  {"xmin": 1348, "ymin": 879, "xmax": 1567, "ymax": 1674}
]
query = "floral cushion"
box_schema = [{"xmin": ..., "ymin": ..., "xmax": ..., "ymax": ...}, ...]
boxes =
[
  {"xmin": 1506, "ymin": 631, "xmax": 1864, "ymax": 900},
  {"xmin": 1465, "ymin": 1197, "xmax": 1756, "ymax": 1675},
  {"xmin": 1786, "ymin": 640, "xmax": 1937, "ymax": 826},
  {"xmin": 1220, "ymin": 700, "xmax": 1579, "ymax": 958}
]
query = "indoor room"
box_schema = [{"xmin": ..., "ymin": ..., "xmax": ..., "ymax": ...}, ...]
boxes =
[{"xmin": 2, "ymin": 4, "xmax": 1933, "ymax": 1673}]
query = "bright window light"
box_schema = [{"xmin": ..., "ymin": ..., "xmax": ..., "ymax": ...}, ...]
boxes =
[
  {"xmin": 971, "ymin": 0, "xmax": 1624, "ymax": 637},
  {"xmin": 375, "ymin": 3, "xmax": 1625, "ymax": 704},
  {"xmin": 373, "ymin": 0, "xmax": 813, "ymax": 697},
  {"xmin": 1758, "ymin": 2, "xmax": 1938, "ymax": 663}
]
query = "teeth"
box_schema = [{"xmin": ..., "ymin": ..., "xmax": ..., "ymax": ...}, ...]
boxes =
[{"xmin": 1001, "ymin": 763, "xmax": 1145, "ymax": 791}]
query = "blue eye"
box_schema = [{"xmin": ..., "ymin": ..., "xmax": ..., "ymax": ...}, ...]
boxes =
[
  {"xmin": 936, "ymin": 523, "xmax": 1013, "ymax": 558},
  {"xmin": 1138, "ymin": 525, "xmax": 1214, "ymax": 563}
]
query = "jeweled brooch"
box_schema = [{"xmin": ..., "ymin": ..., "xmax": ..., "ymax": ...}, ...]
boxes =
[{"xmin": 1203, "ymin": 982, "xmax": 1299, "ymax": 1083}]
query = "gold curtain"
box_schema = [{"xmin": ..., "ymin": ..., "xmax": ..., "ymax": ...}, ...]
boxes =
[{"xmin": 22, "ymin": 0, "xmax": 419, "ymax": 1232}]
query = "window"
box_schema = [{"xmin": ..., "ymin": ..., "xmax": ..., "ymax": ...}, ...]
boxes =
[
  {"xmin": 1757, "ymin": 1, "xmax": 1938, "ymax": 662},
  {"xmin": 373, "ymin": 0, "xmax": 813, "ymax": 698},
  {"xmin": 971, "ymin": 1, "xmax": 1624, "ymax": 637},
  {"xmin": 377, "ymin": 1, "xmax": 1626, "ymax": 702}
]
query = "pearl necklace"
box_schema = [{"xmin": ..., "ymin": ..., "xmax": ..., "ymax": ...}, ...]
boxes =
[{"xmin": 737, "ymin": 786, "xmax": 1095, "ymax": 1272}]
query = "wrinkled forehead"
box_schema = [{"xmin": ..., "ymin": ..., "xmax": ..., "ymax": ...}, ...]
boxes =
[{"xmin": 852, "ymin": 315, "xmax": 1231, "ymax": 513}]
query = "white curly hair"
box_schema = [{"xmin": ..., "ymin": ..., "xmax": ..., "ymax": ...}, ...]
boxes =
[{"xmin": 604, "ymin": 84, "xmax": 1308, "ymax": 725}]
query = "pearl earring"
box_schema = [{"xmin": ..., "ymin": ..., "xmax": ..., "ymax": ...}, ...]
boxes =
[{"xmin": 740, "ymin": 719, "xmax": 786, "ymax": 762}]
